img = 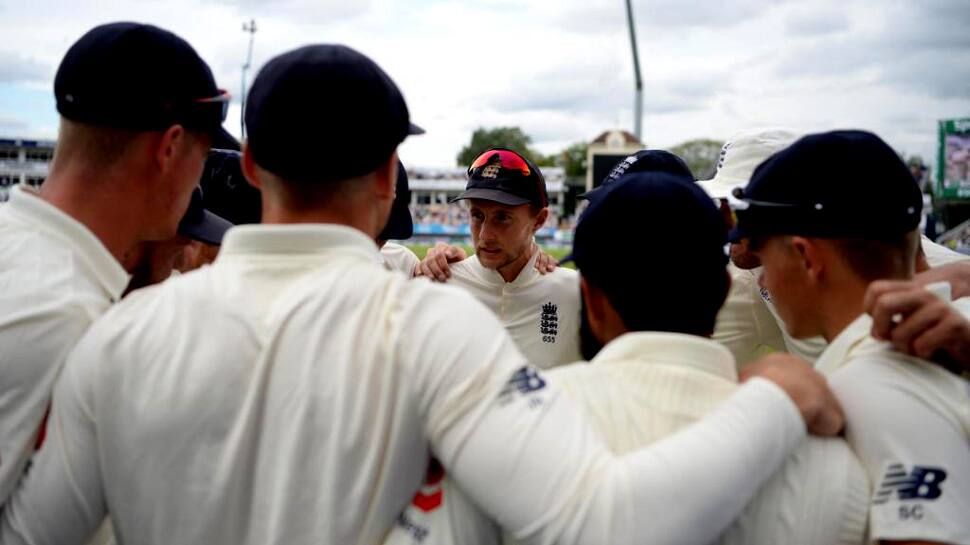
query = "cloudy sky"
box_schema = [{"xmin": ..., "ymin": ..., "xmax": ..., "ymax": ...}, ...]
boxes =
[{"xmin": 0, "ymin": 0, "xmax": 967, "ymax": 167}]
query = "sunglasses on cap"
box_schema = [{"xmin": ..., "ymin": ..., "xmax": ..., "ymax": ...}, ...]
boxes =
[
  {"xmin": 467, "ymin": 149, "xmax": 532, "ymax": 178},
  {"xmin": 184, "ymin": 89, "xmax": 230, "ymax": 127},
  {"xmin": 730, "ymin": 186, "xmax": 826, "ymax": 213}
]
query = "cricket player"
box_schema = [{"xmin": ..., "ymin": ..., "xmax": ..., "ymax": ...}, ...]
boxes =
[
  {"xmin": 1, "ymin": 44, "xmax": 842, "ymax": 545},
  {"xmin": 0, "ymin": 22, "xmax": 232, "ymax": 505},
  {"xmin": 419, "ymin": 148, "xmax": 581, "ymax": 369},
  {"xmin": 703, "ymin": 129, "xmax": 969, "ymax": 367},
  {"xmin": 387, "ymin": 172, "xmax": 869, "ymax": 545},
  {"xmin": 734, "ymin": 130, "xmax": 970, "ymax": 544}
]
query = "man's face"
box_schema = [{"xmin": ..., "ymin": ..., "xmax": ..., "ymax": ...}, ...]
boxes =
[
  {"xmin": 468, "ymin": 199, "xmax": 539, "ymax": 271},
  {"xmin": 753, "ymin": 236, "xmax": 821, "ymax": 339}
]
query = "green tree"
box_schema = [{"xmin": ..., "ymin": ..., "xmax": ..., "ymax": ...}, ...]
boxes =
[
  {"xmin": 457, "ymin": 127, "xmax": 546, "ymax": 166},
  {"xmin": 555, "ymin": 142, "xmax": 588, "ymax": 180},
  {"xmin": 669, "ymin": 138, "xmax": 725, "ymax": 180}
]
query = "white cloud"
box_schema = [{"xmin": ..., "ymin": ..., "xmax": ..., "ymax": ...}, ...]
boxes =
[{"xmin": 0, "ymin": 0, "xmax": 966, "ymax": 166}]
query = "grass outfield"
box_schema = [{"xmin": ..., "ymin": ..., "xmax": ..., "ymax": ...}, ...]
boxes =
[{"xmin": 404, "ymin": 244, "xmax": 573, "ymax": 266}]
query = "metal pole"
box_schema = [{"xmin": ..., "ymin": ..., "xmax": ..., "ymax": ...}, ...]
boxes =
[
  {"xmin": 241, "ymin": 19, "xmax": 257, "ymax": 139},
  {"xmin": 624, "ymin": 0, "xmax": 643, "ymax": 142}
]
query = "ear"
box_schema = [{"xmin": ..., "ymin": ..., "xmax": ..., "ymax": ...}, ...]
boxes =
[
  {"xmin": 373, "ymin": 151, "xmax": 398, "ymax": 201},
  {"xmin": 240, "ymin": 143, "xmax": 262, "ymax": 190},
  {"xmin": 533, "ymin": 207, "xmax": 549, "ymax": 232},
  {"xmin": 580, "ymin": 276, "xmax": 608, "ymax": 344},
  {"xmin": 154, "ymin": 124, "xmax": 187, "ymax": 173},
  {"xmin": 789, "ymin": 236, "xmax": 823, "ymax": 282}
]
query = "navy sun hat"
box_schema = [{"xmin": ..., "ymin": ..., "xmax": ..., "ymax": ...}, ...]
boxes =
[
  {"xmin": 177, "ymin": 186, "xmax": 234, "ymax": 245},
  {"xmin": 245, "ymin": 44, "xmax": 422, "ymax": 184},
  {"xmin": 378, "ymin": 161, "xmax": 413, "ymax": 241},
  {"xmin": 198, "ymin": 149, "xmax": 262, "ymax": 225},
  {"xmin": 451, "ymin": 147, "xmax": 547, "ymax": 208},
  {"xmin": 731, "ymin": 129, "xmax": 922, "ymax": 243},
  {"xmin": 55, "ymin": 22, "xmax": 237, "ymax": 150},
  {"xmin": 578, "ymin": 149, "xmax": 694, "ymax": 201}
]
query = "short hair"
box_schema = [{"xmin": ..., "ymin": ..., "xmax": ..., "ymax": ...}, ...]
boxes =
[
  {"xmin": 56, "ymin": 118, "xmax": 207, "ymax": 171},
  {"xmin": 55, "ymin": 118, "xmax": 141, "ymax": 168},
  {"xmin": 585, "ymin": 261, "xmax": 730, "ymax": 338},
  {"xmin": 829, "ymin": 230, "xmax": 919, "ymax": 282},
  {"xmin": 255, "ymin": 163, "xmax": 372, "ymax": 211}
]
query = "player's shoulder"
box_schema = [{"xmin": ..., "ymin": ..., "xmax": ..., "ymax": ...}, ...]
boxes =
[
  {"xmin": 448, "ymin": 254, "xmax": 479, "ymax": 278},
  {"xmin": 89, "ymin": 268, "xmax": 216, "ymax": 338},
  {"xmin": 399, "ymin": 273, "xmax": 495, "ymax": 318},
  {"xmin": 544, "ymin": 361, "xmax": 602, "ymax": 402}
]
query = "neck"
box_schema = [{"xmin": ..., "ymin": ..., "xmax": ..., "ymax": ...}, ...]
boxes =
[
  {"xmin": 260, "ymin": 198, "xmax": 380, "ymax": 239},
  {"xmin": 817, "ymin": 280, "xmax": 868, "ymax": 342},
  {"xmin": 38, "ymin": 167, "xmax": 145, "ymax": 265},
  {"xmin": 496, "ymin": 242, "xmax": 536, "ymax": 283}
]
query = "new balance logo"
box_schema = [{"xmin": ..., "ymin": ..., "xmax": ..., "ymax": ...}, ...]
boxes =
[
  {"xmin": 498, "ymin": 366, "xmax": 546, "ymax": 406},
  {"xmin": 874, "ymin": 464, "xmax": 947, "ymax": 505}
]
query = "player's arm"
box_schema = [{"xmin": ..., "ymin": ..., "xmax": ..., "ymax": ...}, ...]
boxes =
[
  {"xmin": 0, "ymin": 329, "xmax": 108, "ymax": 544},
  {"xmin": 401, "ymin": 288, "xmax": 838, "ymax": 545},
  {"xmin": 0, "ymin": 301, "xmax": 92, "ymax": 505},
  {"xmin": 829, "ymin": 360, "xmax": 970, "ymax": 545}
]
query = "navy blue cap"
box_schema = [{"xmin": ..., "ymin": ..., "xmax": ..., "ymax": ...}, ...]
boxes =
[
  {"xmin": 578, "ymin": 149, "xmax": 694, "ymax": 201},
  {"xmin": 563, "ymin": 172, "xmax": 729, "ymax": 335},
  {"xmin": 198, "ymin": 149, "xmax": 262, "ymax": 225},
  {"xmin": 378, "ymin": 161, "xmax": 413, "ymax": 241},
  {"xmin": 731, "ymin": 130, "xmax": 922, "ymax": 243},
  {"xmin": 452, "ymin": 147, "xmax": 548, "ymax": 208},
  {"xmin": 177, "ymin": 186, "xmax": 234, "ymax": 245},
  {"xmin": 246, "ymin": 44, "xmax": 422, "ymax": 184},
  {"xmin": 55, "ymin": 22, "xmax": 237, "ymax": 150}
]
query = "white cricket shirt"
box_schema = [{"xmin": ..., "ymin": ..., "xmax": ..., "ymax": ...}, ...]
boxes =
[
  {"xmin": 0, "ymin": 185, "xmax": 128, "ymax": 504},
  {"xmin": 386, "ymin": 333, "xmax": 867, "ymax": 545},
  {"xmin": 2, "ymin": 223, "xmax": 808, "ymax": 545},
  {"xmin": 713, "ymin": 264, "xmax": 789, "ymax": 367},
  {"xmin": 715, "ymin": 239, "xmax": 969, "ymax": 367},
  {"xmin": 380, "ymin": 241, "xmax": 420, "ymax": 275},
  {"xmin": 449, "ymin": 251, "xmax": 581, "ymax": 369},
  {"xmin": 820, "ymin": 313, "xmax": 970, "ymax": 545}
]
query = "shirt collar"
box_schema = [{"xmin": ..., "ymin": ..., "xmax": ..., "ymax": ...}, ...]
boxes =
[
  {"xmin": 5, "ymin": 185, "xmax": 129, "ymax": 300},
  {"xmin": 218, "ymin": 223, "xmax": 380, "ymax": 262},
  {"xmin": 591, "ymin": 331, "xmax": 739, "ymax": 381},
  {"xmin": 816, "ymin": 313, "xmax": 882, "ymax": 374}
]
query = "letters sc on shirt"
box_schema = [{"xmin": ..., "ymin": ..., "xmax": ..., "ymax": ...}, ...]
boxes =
[{"xmin": 875, "ymin": 463, "xmax": 948, "ymax": 521}]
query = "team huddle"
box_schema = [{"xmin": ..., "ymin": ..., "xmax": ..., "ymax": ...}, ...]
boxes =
[{"xmin": 0, "ymin": 21, "xmax": 968, "ymax": 545}]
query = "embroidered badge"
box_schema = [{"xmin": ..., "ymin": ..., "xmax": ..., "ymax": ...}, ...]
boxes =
[
  {"xmin": 540, "ymin": 302, "xmax": 559, "ymax": 343},
  {"xmin": 481, "ymin": 163, "xmax": 500, "ymax": 179}
]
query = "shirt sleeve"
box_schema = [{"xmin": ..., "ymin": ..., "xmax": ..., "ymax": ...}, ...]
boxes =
[
  {"xmin": 0, "ymin": 327, "xmax": 107, "ymax": 545},
  {"xmin": 399, "ymin": 284, "xmax": 807, "ymax": 545},
  {"xmin": 0, "ymin": 298, "xmax": 94, "ymax": 505},
  {"xmin": 829, "ymin": 358, "xmax": 970, "ymax": 545}
]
